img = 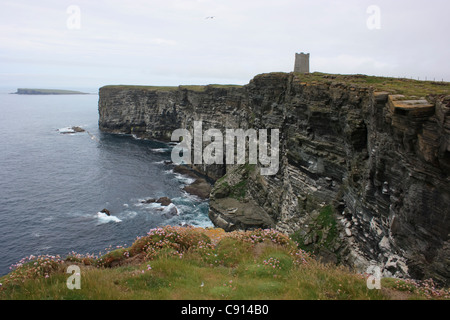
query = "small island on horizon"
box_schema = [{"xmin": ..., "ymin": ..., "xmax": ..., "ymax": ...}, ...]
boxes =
[{"xmin": 13, "ymin": 88, "xmax": 89, "ymax": 95}]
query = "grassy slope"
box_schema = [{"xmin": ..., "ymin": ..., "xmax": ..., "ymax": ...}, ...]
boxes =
[
  {"xmin": 1, "ymin": 226, "xmax": 448, "ymax": 300},
  {"xmin": 292, "ymin": 72, "xmax": 450, "ymax": 99}
]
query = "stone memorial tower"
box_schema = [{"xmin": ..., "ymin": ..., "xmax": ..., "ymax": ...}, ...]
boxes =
[{"xmin": 294, "ymin": 52, "xmax": 310, "ymax": 73}]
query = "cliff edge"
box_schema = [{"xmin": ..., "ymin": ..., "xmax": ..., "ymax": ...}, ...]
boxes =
[{"xmin": 98, "ymin": 72, "xmax": 450, "ymax": 284}]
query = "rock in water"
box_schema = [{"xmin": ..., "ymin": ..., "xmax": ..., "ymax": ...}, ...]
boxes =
[
  {"xmin": 100, "ymin": 208, "xmax": 110, "ymax": 216},
  {"xmin": 183, "ymin": 178, "xmax": 212, "ymax": 199},
  {"xmin": 141, "ymin": 198, "xmax": 156, "ymax": 204},
  {"xmin": 162, "ymin": 203, "xmax": 179, "ymax": 217},
  {"xmin": 156, "ymin": 197, "xmax": 172, "ymax": 206},
  {"xmin": 172, "ymin": 165, "xmax": 212, "ymax": 199},
  {"xmin": 58, "ymin": 126, "xmax": 85, "ymax": 134},
  {"xmin": 71, "ymin": 126, "xmax": 85, "ymax": 133}
]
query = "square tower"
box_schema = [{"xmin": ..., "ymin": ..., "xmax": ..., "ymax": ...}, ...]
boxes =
[{"xmin": 294, "ymin": 52, "xmax": 310, "ymax": 73}]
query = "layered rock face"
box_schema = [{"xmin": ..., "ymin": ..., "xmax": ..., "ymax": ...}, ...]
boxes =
[{"xmin": 99, "ymin": 73, "xmax": 450, "ymax": 284}]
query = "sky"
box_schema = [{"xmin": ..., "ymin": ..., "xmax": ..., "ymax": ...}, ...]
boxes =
[{"xmin": 0, "ymin": 0, "xmax": 449, "ymax": 90}]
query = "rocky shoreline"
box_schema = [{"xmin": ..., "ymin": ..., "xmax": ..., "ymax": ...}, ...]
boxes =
[{"xmin": 172, "ymin": 165, "xmax": 212, "ymax": 200}]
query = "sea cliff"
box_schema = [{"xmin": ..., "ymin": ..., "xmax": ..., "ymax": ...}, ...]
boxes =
[{"xmin": 98, "ymin": 72, "xmax": 450, "ymax": 284}]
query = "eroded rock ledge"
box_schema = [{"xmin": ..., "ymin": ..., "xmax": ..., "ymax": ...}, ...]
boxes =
[{"xmin": 98, "ymin": 72, "xmax": 450, "ymax": 285}]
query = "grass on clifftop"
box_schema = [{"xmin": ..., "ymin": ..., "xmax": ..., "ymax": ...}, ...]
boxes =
[
  {"xmin": 101, "ymin": 73, "xmax": 449, "ymax": 100},
  {"xmin": 1, "ymin": 226, "xmax": 448, "ymax": 300},
  {"xmin": 293, "ymin": 72, "xmax": 450, "ymax": 99},
  {"xmin": 101, "ymin": 84, "xmax": 243, "ymax": 92}
]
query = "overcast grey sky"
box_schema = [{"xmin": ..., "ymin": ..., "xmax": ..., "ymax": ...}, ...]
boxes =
[{"xmin": 0, "ymin": 0, "xmax": 449, "ymax": 89}]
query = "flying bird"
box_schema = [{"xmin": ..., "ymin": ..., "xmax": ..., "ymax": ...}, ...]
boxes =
[{"xmin": 205, "ymin": 16, "xmax": 215, "ymax": 19}]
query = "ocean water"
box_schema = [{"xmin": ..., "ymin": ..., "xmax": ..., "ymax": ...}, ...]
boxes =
[{"xmin": 0, "ymin": 90, "xmax": 212, "ymax": 276}]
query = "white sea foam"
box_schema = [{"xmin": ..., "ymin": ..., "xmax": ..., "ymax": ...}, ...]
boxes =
[
  {"xmin": 58, "ymin": 127, "xmax": 75, "ymax": 134},
  {"xmin": 152, "ymin": 148, "xmax": 170, "ymax": 153},
  {"xmin": 123, "ymin": 211, "xmax": 137, "ymax": 219},
  {"xmin": 147, "ymin": 202, "xmax": 163, "ymax": 209},
  {"xmin": 38, "ymin": 246, "xmax": 53, "ymax": 252},
  {"xmin": 136, "ymin": 200, "xmax": 162, "ymax": 209},
  {"xmin": 96, "ymin": 212, "xmax": 122, "ymax": 223},
  {"xmin": 179, "ymin": 190, "xmax": 202, "ymax": 201},
  {"xmin": 162, "ymin": 203, "xmax": 179, "ymax": 216},
  {"xmin": 173, "ymin": 173, "xmax": 196, "ymax": 185}
]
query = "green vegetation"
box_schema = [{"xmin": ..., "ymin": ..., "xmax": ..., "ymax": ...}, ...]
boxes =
[
  {"xmin": 314, "ymin": 205, "xmax": 339, "ymax": 249},
  {"xmin": 214, "ymin": 164, "xmax": 256, "ymax": 200},
  {"xmin": 101, "ymin": 84, "xmax": 242, "ymax": 92},
  {"xmin": 101, "ymin": 85, "xmax": 180, "ymax": 92},
  {"xmin": 208, "ymin": 84, "xmax": 243, "ymax": 89},
  {"xmin": 1, "ymin": 226, "xmax": 448, "ymax": 300},
  {"xmin": 101, "ymin": 72, "xmax": 449, "ymax": 100},
  {"xmin": 229, "ymin": 180, "xmax": 248, "ymax": 200},
  {"xmin": 291, "ymin": 205, "xmax": 340, "ymax": 260},
  {"xmin": 293, "ymin": 72, "xmax": 450, "ymax": 100}
]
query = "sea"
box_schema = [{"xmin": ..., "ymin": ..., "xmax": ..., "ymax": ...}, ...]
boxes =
[{"xmin": 0, "ymin": 89, "xmax": 212, "ymax": 276}]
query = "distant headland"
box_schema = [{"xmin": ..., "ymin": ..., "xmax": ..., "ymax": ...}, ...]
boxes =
[{"xmin": 13, "ymin": 88, "xmax": 89, "ymax": 95}]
